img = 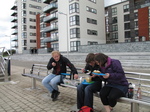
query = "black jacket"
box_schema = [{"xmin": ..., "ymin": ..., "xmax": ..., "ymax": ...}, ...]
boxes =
[
  {"xmin": 84, "ymin": 64, "xmax": 101, "ymax": 81},
  {"xmin": 47, "ymin": 55, "xmax": 78, "ymax": 75}
]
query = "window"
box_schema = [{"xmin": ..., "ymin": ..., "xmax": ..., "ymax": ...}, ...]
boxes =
[
  {"xmin": 22, "ymin": 3, "xmax": 26, "ymax": 9},
  {"xmin": 69, "ymin": 3, "xmax": 79, "ymax": 14},
  {"xmin": 135, "ymin": 30, "xmax": 138, "ymax": 36},
  {"xmin": 22, "ymin": 25, "xmax": 27, "ymax": 31},
  {"xmin": 29, "ymin": 4, "xmax": 41, "ymax": 10},
  {"xmin": 51, "ymin": 43, "xmax": 59, "ymax": 51},
  {"xmin": 124, "ymin": 14, "xmax": 130, "ymax": 21},
  {"xmin": 124, "ymin": 23, "xmax": 130, "ymax": 30},
  {"xmin": 112, "ymin": 17, "xmax": 117, "ymax": 24},
  {"xmin": 30, "ymin": 25, "xmax": 36, "ymax": 29},
  {"xmin": 87, "ymin": 41, "xmax": 98, "ymax": 45},
  {"xmin": 22, "ymin": 40, "xmax": 27, "ymax": 46},
  {"xmin": 29, "ymin": 11, "xmax": 36, "ymax": 15},
  {"xmin": 89, "ymin": 0, "xmax": 96, "ymax": 3},
  {"xmin": 70, "ymin": 15, "xmax": 80, "ymax": 26},
  {"xmin": 135, "ymin": 21, "xmax": 138, "ymax": 28},
  {"xmin": 22, "ymin": 10, "xmax": 26, "ymax": 16},
  {"xmin": 31, "ymin": 0, "xmax": 41, "ymax": 2},
  {"xmin": 112, "ymin": 25, "xmax": 118, "ymax": 31},
  {"xmin": 30, "ymin": 33, "xmax": 36, "ymax": 36},
  {"xmin": 51, "ymin": 32, "xmax": 58, "ymax": 40},
  {"xmin": 125, "ymin": 31, "xmax": 130, "ymax": 38},
  {"xmin": 70, "ymin": 41, "xmax": 80, "ymax": 51},
  {"xmin": 112, "ymin": 7, "xmax": 117, "ymax": 16},
  {"xmin": 134, "ymin": 12, "xmax": 138, "ymax": 19},
  {"xmin": 70, "ymin": 28, "xmax": 80, "ymax": 38},
  {"xmin": 112, "ymin": 32, "xmax": 118, "ymax": 39},
  {"xmin": 87, "ymin": 18, "xmax": 97, "ymax": 25},
  {"xmin": 86, "ymin": 6, "xmax": 97, "ymax": 14},
  {"xmin": 123, "ymin": 4, "xmax": 129, "ymax": 12},
  {"xmin": 22, "ymin": 17, "xmax": 26, "ymax": 24},
  {"xmin": 30, "ymin": 39, "xmax": 36, "ymax": 43},
  {"xmin": 22, "ymin": 32, "xmax": 27, "ymax": 38},
  {"xmin": 29, "ymin": 18, "xmax": 36, "ymax": 22},
  {"xmin": 87, "ymin": 29, "xmax": 97, "ymax": 35}
]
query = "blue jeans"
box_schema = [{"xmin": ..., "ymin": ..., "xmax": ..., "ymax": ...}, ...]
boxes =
[
  {"xmin": 77, "ymin": 81, "xmax": 102, "ymax": 109},
  {"xmin": 42, "ymin": 74, "xmax": 65, "ymax": 93}
]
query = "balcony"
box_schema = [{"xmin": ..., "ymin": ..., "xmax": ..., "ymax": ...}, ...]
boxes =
[
  {"xmin": 43, "ymin": 3, "xmax": 58, "ymax": 13},
  {"xmin": 43, "ymin": 36, "xmax": 58, "ymax": 42},
  {"xmin": 11, "ymin": 23, "xmax": 18, "ymax": 29},
  {"xmin": 43, "ymin": 0, "xmax": 50, "ymax": 4},
  {"xmin": 11, "ymin": 29, "xmax": 18, "ymax": 35},
  {"xmin": 11, "ymin": 11, "xmax": 17, "ymax": 16},
  {"xmin": 11, "ymin": 5, "xmax": 17, "ymax": 10},
  {"xmin": 43, "ymin": 15, "xmax": 58, "ymax": 23},
  {"xmin": 11, "ymin": 17, "xmax": 17, "ymax": 22},
  {"xmin": 41, "ymin": 26, "xmax": 58, "ymax": 33},
  {"xmin": 12, "ymin": 36, "xmax": 18, "ymax": 41}
]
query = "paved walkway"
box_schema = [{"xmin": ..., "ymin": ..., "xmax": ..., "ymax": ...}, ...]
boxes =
[{"xmin": 0, "ymin": 55, "xmax": 150, "ymax": 112}]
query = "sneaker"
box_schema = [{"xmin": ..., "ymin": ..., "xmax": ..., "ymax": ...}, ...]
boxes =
[{"xmin": 52, "ymin": 90, "xmax": 60, "ymax": 101}]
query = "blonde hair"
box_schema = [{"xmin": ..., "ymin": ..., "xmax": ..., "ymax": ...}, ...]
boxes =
[{"xmin": 51, "ymin": 51, "xmax": 60, "ymax": 56}]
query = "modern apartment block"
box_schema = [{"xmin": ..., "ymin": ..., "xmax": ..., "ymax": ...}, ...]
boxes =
[
  {"xmin": 11, "ymin": 0, "xmax": 46, "ymax": 54},
  {"xmin": 105, "ymin": 0, "xmax": 150, "ymax": 43},
  {"xmin": 39, "ymin": 0, "xmax": 106, "ymax": 53}
]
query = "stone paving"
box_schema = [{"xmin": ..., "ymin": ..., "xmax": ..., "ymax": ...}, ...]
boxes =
[{"xmin": 0, "ymin": 54, "xmax": 150, "ymax": 112}]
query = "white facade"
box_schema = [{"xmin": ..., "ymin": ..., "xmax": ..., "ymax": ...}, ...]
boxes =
[
  {"xmin": 58, "ymin": 0, "xmax": 106, "ymax": 52},
  {"xmin": 11, "ymin": 0, "xmax": 46, "ymax": 54}
]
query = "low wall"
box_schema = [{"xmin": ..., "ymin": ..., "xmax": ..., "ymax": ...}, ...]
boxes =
[{"xmin": 78, "ymin": 41, "xmax": 150, "ymax": 53}]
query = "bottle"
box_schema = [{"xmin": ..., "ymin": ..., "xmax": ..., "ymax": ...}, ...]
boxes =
[
  {"xmin": 137, "ymin": 84, "xmax": 142, "ymax": 99},
  {"xmin": 128, "ymin": 83, "xmax": 134, "ymax": 98}
]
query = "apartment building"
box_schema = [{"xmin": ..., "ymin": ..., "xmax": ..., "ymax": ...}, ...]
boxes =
[
  {"xmin": 39, "ymin": 0, "xmax": 106, "ymax": 52},
  {"xmin": 105, "ymin": 0, "xmax": 150, "ymax": 43},
  {"xmin": 11, "ymin": 0, "xmax": 46, "ymax": 54}
]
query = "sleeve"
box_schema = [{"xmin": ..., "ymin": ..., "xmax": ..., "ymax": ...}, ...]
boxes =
[
  {"xmin": 47, "ymin": 58, "xmax": 54, "ymax": 70},
  {"xmin": 109, "ymin": 60, "xmax": 125, "ymax": 79},
  {"xmin": 64, "ymin": 57, "xmax": 78, "ymax": 75}
]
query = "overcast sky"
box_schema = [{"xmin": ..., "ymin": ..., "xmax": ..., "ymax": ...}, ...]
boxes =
[{"xmin": 0, "ymin": 0, "xmax": 121, "ymax": 50}]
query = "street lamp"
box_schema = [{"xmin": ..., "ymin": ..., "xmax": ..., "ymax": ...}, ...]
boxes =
[
  {"xmin": 58, "ymin": 12, "xmax": 69, "ymax": 58},
  {"xmin": 5, "ymin": 35, "xmax": 12, "ymax": 55}
]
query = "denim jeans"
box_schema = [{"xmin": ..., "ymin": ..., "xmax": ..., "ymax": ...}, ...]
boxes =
[
  {"xmin": 42, "ymin": 74, "xmax": 65, "ymax": 93},
  {"xmin": 77, "ymin": 81, "xmax": 102, "ymax": 109}
]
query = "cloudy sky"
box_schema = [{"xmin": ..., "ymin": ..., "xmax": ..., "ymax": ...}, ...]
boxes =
[{"xmin": 0, "ymin": 0, "xmax": 121, "ymax": 50}]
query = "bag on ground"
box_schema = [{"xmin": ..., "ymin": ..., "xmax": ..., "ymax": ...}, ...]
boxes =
[{"xmin": 78, "ymin": 106, "xmax": 93, "ymax": 112}]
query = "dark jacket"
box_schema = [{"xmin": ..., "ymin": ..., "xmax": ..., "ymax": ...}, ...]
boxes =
[
  {"xmin": 84, "ymin": 64, "xmax": 101, "ymax": 81},
  {"xmin": 100, "ymin": 57, "xmax": 128, "ymax": 86},
  {"xmin": 47, "ymin": 55, "xmax": 78, "ymax": 75}
]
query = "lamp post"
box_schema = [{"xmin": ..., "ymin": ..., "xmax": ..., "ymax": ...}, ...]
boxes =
[
  {"xmin": 58, "ymin": 12, "xmax": 69, "ymax": 58},
  {"xmin": 5, "ymin": 35, "xmax": 12, "ymax": 55}
]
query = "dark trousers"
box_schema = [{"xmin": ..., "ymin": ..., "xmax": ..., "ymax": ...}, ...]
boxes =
[
  {"xmin": 77, "ymin": 81, "xmax": 101, "ymax": 109},
  {"xmin": 100, "ymin": 86, "xmax": 124, "ymax": 107}
]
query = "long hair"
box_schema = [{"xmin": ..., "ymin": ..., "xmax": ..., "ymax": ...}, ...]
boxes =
[{"xmin": 95, "ymin": 53, "xmax": 108, "ymax": 67}]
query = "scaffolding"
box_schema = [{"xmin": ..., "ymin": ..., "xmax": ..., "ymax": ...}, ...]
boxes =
[{"xmin": 0, "ymin": 47, "xmax": 11, "ymax": 81}]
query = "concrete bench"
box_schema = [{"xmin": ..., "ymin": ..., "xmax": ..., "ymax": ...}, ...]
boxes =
[{"xmin": 22, "ymin": 64, "xmax": 150, "ymax": 112}]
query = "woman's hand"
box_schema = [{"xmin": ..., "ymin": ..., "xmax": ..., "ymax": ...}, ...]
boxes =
[{"xmin": 103, "ymin": 73, "xmax": 110, "ymax": 79}]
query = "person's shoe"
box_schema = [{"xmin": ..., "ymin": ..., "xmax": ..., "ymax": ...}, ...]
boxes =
[
  {"xmin": 51, "ymin": 90, "xmax": 56, "ymax": 98},
  {"xmin": 52, "ymin": 90, "xmax": 60, "ymax": 101}
]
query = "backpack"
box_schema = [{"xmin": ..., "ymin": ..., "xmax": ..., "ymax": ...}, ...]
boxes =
[{"xmin": 78, "ymin": 106, "xmax": 94, "ymax": 112}]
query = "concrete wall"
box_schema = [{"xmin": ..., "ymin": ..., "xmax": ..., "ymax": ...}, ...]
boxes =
[{"xmin": 78, "ymin": 41, "xmax": 150, "ymax": 53}]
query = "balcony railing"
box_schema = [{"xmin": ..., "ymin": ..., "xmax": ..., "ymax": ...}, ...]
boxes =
[
  {"xmin": 43, "ymin": 15, "xmax": 58, "ymax": 23},
  {"xmin": 42, "ymin": 37, "xmax": 58, "ymax": 42},
  {"xmin": 41, "ymin": 26, "xmax": 58, "ymax": 33},
  {"xmin": 43, "ymin": 3, "xmax": 58, "ymax": 13},
  {"xmin": 11, "ymin": 30, "xmax": 18, "ymax": 35},
  {"xmin": 12, "ymin": 36, "xmax": 18, "ymax": 41},
  {"xmin": 11, "ymin": 23, "xmax": 18, "ymax": 29}
]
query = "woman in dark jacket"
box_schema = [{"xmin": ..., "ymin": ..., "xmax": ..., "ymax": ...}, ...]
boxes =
[
  {"xmin": 42, "ymin": 51, "xmax": 78, "ymax": 101},
  {"xmin": 77, "ymin": 53, "xmax": 102, "ymax": 109},
  {"xmin": 94, "ymin": 53, "xmax": 128, "ymax": 112}
]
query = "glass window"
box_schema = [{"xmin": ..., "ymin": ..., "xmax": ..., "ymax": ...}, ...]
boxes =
[
  {"xmin": 112, "ymin": 25, "xmax": 118, "ymax": 31},
  {"xmin": 112, "ymin": 7, "xmax": 117, "ymax": 16},
  {"xmin": 70, "ymin": 15, "xmax": 80, "ymax": 26},
  {"xmin": 125, "ymin": 31, "xmax": 130, "ymax": 38},
  {"xmin": 87, "ymin": 18, "xmax": 97, "ymax": 25},
  {"xmin": 123, "ymin": 4, "xmax": 129, "ymax": 12},
  {"xmin": 70, "ymin": 28, "xmax": 80, "ymax": 38},
  {"xmin": 124, "ymin": 23, "xmax": 130, "ymax": 30},
  {"xmin": 70, "ymin": 41, "xmax": 80, "ymax": 51},
  {"xmin": 69, "ymin": 3, "xmax": 79, "ymax": 14},
  {"xmin": 124, "ymin": 14, "xmax": 130, "ymax": 21},
  {"xmin": 112, "ymin": 17, "xmax": 117, "ymax": 24},
  {"xmin": 87, "ymin": 29, "xmax": 97, "ymax": 35}
]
